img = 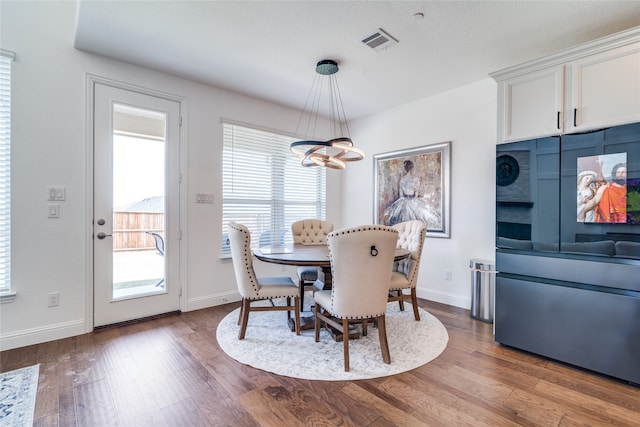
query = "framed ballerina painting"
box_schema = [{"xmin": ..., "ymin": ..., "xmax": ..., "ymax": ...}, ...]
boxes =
[{"xmin": 374, "ymin": 141, "xmax": 451, "ymax": 238}]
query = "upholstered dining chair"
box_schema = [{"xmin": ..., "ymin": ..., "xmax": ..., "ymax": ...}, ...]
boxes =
[
  {"xmin": 291, "ymin": 219, "xmax": 333, "ymax": 309},
  {"xmin": 227, "ymin": 222, "xmax": 301, "ymax": 339},
  {"xmin": 314, "ymin": 225, "xmax": 398, "ymax": 372},
  {"xmin": 388, "ymin": 220, "xmax": 427, "ymax": 321}
]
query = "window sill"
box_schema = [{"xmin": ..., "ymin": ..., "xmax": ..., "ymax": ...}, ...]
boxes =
[{"xmin": 0, "ymin": 291, "xmax": 17, "ymax": 304}]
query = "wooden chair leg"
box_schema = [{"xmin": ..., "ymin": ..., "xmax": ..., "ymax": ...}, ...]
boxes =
[
  {"xmin": 286, "ymin": 297, "xmax": 292, "ymax": 321},
  {"xmin": 238, "ymin": 299, "xmax": 251, "ymax": 340},
  {"xmin": 362, "ymin": 319, "xmax": 368, "ymax": 336},
  {"xmin": 294, "ymin": 296, "xmax": 301, "ymax": 335},
  {"xmin": 411, "ymin": 288, "xmax": 420, "ymax": 321},
  {"xmin": 237, "ymin": 299, "xmax": 244, "ymax": 326},
  {"xmin": 377, "ymin": 315, "xmax": 391, "ymax": 364},
  {"xmin": 397, "ymin": 290, "xmax": 405, "ymax": 311},
  {"xmin": 314, "ymin": 304, "xmax": 321, "ymax": 342},
  {"xmin": 342, "ymin": 318, "xmax": 350, "ymax": 372}
]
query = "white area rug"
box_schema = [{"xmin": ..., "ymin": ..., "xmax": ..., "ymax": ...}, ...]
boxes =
[
  {"xmin": 217, "ymin": 300, "xmax": 448, "ymax": 381},
  {"xmin": 0, "ymin": 364, "xmax": 39, "ymax": 426}
]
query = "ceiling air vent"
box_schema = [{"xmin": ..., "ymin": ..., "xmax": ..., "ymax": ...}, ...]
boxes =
[{"xmin": 361, "ymin": 28, "xmax": 398, "ymax": 52}]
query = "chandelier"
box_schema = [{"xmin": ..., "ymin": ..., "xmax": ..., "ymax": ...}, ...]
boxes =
[{"xmin": 290, "ymin": 59, "xmax": 364, "ymax": 170}]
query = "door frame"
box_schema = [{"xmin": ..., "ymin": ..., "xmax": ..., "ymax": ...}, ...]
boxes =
[{"xmin": 84, "ymin": 74, "xmax": 187, "ymax": 331}]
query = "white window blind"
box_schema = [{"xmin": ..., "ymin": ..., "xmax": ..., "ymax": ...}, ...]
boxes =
[
  {"xmin": 0, "ymin": 50, "xmax": 14, "ymax": 293},
  {"xmin": 222, "ymin": 122, "xmax": 326, "ymax": 255}
]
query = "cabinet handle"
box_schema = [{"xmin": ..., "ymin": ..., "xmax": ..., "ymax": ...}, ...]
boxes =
[
  {"xmin": 573, "ymin": 108, "xmax": 577, "ymax": 127},
  {"xmin": 557, "ymin": 111, "xmax": 561, "ymax": 129}
]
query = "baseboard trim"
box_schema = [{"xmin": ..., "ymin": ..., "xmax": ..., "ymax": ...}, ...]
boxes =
[
  {"xmin": 185, "ymin": 290, "xmax": 241, "ymax": 312},
  {"xmin": 417, "ymin": 288, "xmax": 470, "ymax": 310},
  {"xmin": 0, "ymin": 319, "xmax": 87, "ymax": 351}
]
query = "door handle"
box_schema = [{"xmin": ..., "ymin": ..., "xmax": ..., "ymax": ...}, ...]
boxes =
[{"xmin": 96, "ymin": 232, "xmax": 112, "ymax": 240}]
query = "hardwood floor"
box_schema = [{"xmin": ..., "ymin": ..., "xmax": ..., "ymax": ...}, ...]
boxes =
[{"xmin": 1, "ymin": 299, "xmax": 638, "ymax": 426}]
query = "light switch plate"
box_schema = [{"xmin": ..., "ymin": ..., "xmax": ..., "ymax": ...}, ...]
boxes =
[
  {"xmin": 48, "ymin": 187, "xmax": 65, "ymax": 201},
  {"xmin": 196, "ymin": 193, "xmax": 214, "ymax": 204}
]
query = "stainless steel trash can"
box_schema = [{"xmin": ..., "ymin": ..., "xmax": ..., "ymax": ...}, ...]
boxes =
[{"xmin": 469, "ymin": 259, "xmax": 496, "ymax": 323}]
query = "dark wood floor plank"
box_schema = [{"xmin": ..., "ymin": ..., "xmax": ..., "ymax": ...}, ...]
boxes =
[
  {"xmin": 443, "ymin": 393, "xmax": 528, "ymax": 427},
  {"xmin": 69, "ymin": 333, "xmax": 107, "ymax": 387},
  {"xmin": 161, "ymin": 397, "xmax": 213, "ymax": 427},
  {"xmin": 0, "ymin": 343, "xmax": 38, "ymax": 371},
  {"xmin": 377, "ymin": 375, "xmax": 485, "ymax": 426},
  {"xmin": 105, "ymin": 363, "xmax": 165, "ymax": 426},
  {"xmin": 411, "ymin": 358, "xmax": 540, "ymax": 425},
  {"xmin": 463, "ymin": 348, "xmax": 541, "ymax": 389},
  {"xmin": 202, "ymin": 352, "xmax": 261, "ymax": 398},
  {"xmin": 32, "ymin": 361, "xmax": 59, "ymax": 420},
  {"xmin": 263, "ymin": 380, "xmax": 357, "ymax": 426},
  {"xmin": 534, "ymin": 379, "xmax": 640, "ymax": 426},
  {"xmin": 238, "ymin": 387, "xmax": 302, "ymax": 426},
  {"xmin": 540, "ymin": 357, "xmax": 640, "ymax": 406},
  {"xmin": 341, "ymin": 382, "xmax": 434, "ymax": 426},
  {"xmin": 74, "ymin": 377, "xmax": 118, "ymax": 426},
  {"xmin": 144, "ymin": 366, "xmax": 193, "ymax": 409},
  {"xmin": 2, "ymin": 298, "xmax": 639, "ymax": 426},
  {"xmin": 276, "ymin": 377, "xmax": 371, "ymax": 426},
  {"xmin": 55, "ymin": 346, "xmax": 78, "ymax": 427},
  {"xmin": 180, "ymin": 327, "xmax": 224, "ymax": 361}
]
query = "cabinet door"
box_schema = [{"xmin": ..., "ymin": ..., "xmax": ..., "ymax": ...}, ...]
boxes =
[
  {"xmin": 498, "ymin": 65, "xmax": 564, "ymax": 143},
  {"xmin": 568, "ymin": 42, "xmax": 640, "ymax": 133}
]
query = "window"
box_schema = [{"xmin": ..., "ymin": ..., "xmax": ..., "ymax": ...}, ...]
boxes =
[
  {"xmin": 221, "ymin": 122, "xmax": 326, "ymax": 255},
  {"xmin": 0, "ymin": 50, "xmax": 14, "ymax": 294}
]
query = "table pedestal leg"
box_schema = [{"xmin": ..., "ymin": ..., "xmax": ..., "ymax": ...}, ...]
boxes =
[{"xmin": 288, "ymin": 312, "xmax": 315, "ymax": 331}]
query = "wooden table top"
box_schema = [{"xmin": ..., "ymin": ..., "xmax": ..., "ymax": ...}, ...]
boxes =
[{"xmin": 254, "ymin": 243, "xmax": 410, "ymax": 267}]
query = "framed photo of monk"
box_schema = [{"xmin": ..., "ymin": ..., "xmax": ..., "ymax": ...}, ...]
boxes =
[
  {"xmin": 576, "ymin": 152, "xmax": 627, "ymax": 223},
  {"xmin": 374, "ymin": 141, "xmax": 451, "ymax": 238}
]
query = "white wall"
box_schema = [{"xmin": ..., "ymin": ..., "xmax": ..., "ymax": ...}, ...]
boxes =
[
  {"xmin": 0, "ymin": 1, "xmax": 340, "ymax": 350},
  {"xmin": 0, "ymin": 2, "xmax": 497, "ymax": 350},
  {"xmin": 342, "ymin": 80, "xmax": 498, "ymax": 308}
]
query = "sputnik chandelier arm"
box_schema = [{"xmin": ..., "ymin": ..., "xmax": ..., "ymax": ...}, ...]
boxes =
[{"xmin": 290, "ymin": 59, "xmax": 364, "ymax": 170}]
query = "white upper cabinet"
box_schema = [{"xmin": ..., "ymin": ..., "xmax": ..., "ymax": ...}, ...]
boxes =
[
  {"xmin": 497, "ymin": 65, "xmax": 564, "ymax": 142},
  {"xmin": 492, "ymin": 27, "xmax": 640, "ymax": 143},
  {"xmin": 567, "ymin": 42, "xmax": 640, "ymax": 133}
]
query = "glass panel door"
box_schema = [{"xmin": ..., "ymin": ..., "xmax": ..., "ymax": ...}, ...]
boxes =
[{"xmin": 93, "ymin": 82, "xmax": 181, "ymax": 327}]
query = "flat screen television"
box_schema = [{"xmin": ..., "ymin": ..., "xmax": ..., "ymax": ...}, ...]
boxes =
[{"xmin": 496, "ymin": 122, "xmax": 640, "ymax": 261}]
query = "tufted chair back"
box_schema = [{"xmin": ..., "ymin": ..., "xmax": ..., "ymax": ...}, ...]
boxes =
[
  {"xmin": 227, "ymin": 222, "xmax": 260, "ymax": 299},
  {"xmin": 392, "ymin": 220, "xmax": 426, "ymax": 289},
  {"xmin": 228, "ymin": 221, "xmax": 300, "ymax": 339},
  {"xmin": 313, "ymin": 225, "xmax": 398, "ymax": 371},
  {"xmin": 324, "ymin": 225, "xmax": 398, "ymax": 318},
  {"xmin": 292, "ymin": 219, "xmax": 334, "ymax": 245}
]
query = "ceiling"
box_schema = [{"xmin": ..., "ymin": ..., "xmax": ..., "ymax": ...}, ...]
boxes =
[{"xmin": 74, "ymin": 1, "xmax": 640, "ymax": 120}]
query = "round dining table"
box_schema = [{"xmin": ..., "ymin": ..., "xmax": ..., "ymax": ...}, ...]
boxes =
[{"xmin": 254, "ymin": 243, "xmax": 410, "ymax": 334}]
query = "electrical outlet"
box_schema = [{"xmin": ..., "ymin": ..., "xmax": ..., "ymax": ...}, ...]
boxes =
[
  {"xmin": 47, "ymin": 204, "xmax": 60, "ymax": 218},
  {"xmin": 445, "ymin": 270, "xmax": 452, "ymax": 281},
  {"xmin": 47, "ymin": 292, "xmax": 59, "ymax": 307}
]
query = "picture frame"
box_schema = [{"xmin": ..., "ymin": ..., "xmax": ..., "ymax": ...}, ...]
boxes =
[
  {"xmin": 576, "ymin": 152, "xmax": 630, "ymax": 224},
  {"xmin": 374, "ymin": 141, "xmax": 451, "ymax": 238}
]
